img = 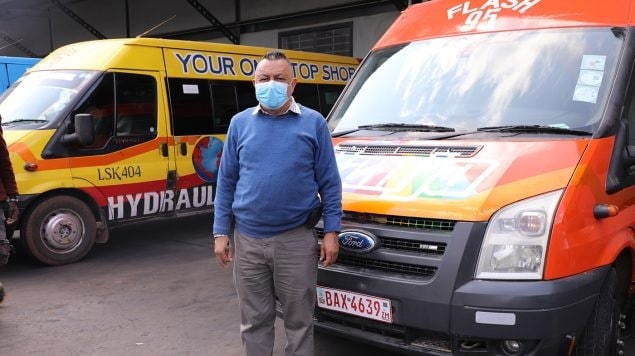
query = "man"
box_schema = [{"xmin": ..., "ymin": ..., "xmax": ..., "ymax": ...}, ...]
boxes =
[
  {"xmin": 212, "ymin": 50, "xmax": 341, "ymax": 356},
  {"xmin": 0, "ymin": 114, "xmax": 19, "ymax": 304}
]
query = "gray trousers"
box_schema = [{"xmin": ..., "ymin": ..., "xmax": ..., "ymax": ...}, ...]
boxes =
[{"xmin": 233, "ymin": 226, "xmax": 318, "ymax": 356}]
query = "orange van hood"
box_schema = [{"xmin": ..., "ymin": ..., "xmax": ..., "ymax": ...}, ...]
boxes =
[{"xmin": 335, "ymin": 138, "xmax": 588, "ymax": 221}]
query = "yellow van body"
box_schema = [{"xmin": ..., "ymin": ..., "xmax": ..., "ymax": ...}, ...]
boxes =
[{"xmin": 1, "ymin": 38, "xmax": 358, "ymax": 266}]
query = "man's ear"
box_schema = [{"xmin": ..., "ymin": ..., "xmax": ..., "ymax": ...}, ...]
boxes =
[{"xmin": 288, "ymin": 78, "xmax": 298, "ymax": 94}]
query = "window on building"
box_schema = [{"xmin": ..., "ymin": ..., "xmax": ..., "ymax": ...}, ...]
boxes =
[{"xmin": 279, "ymin": 23, "xmax": 353, "ymax": 56}]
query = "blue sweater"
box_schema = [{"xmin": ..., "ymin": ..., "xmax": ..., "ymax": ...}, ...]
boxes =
[{"xmin": 213, "ymin": 104, "xmax": 342, "ymax": 238}]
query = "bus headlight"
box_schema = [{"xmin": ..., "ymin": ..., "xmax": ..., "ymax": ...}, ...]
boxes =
[{"xmin": 475, "ymin": 190, "xmax": 563, "ymax": 280}]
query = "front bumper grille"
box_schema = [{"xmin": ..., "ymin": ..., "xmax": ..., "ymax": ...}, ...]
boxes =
[
  {"xmin": 316, "ymin": 212, "xmax": 453, "ymax": 280},
  {"xmin": 342, "ymin": 211, "xmax": 456, "ymax": 232},
  {"xmin": 316, "ymin": 309, "xmax": 453, "ymax": 354},
  {"xmin": 335, "ymin": 254, "xmax": 437, "ymax": 279}
]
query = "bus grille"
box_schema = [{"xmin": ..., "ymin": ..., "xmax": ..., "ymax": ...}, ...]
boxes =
[
  {"xmin": 316, "ymin": 228, "xmax": 446, "ymax": 256},
  {"xmin": 342, "ymin": 211, "xmax": 456, "ymax": 232},
  {"xmin": 381, "ymin": 236, "xmax": 446, "ymax": 255},
  {"xmin": 336, "ymin": 144, "xmax": 481, "ymax": 158},
  {"xmin": 317, "ymin": 212, "xmax": 453, "ymax": 280},
  {"xmin": 335, "ymin": 254, "xmax": 437, "ymax": 278}
]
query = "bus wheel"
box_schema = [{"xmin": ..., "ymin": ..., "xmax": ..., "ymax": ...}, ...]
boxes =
[
  {"xmin": 575, "ymin": 267, "xmax": 624, "ymax": 356},
  {"xmin": 22, "ymin": 196, "xmax": 96, "ymax": 266}
]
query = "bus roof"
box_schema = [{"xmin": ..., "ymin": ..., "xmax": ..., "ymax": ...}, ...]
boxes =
[
  {"xmin": 31, "ymin": 37, "xmax": 359, "ymax": 85},
  {"xmin": 34, "ymin": 37, "xmax": 360, "ymax": 71},
  {"xmin": 375, "ymin": 0, "xmax": 635, "ymax": 50}
]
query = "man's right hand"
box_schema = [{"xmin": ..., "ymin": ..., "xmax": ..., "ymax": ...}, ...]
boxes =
[
  {"xmin": 214, "ymin": 235, "xmax": 233, "ymax": 268},
  {"xmin": 6, "ymin": 200, "xmax": 18, "ymax": 225}
]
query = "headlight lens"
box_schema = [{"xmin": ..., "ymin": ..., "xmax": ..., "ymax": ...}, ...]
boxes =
[{"xmin": 475, "ymin": 190, "xmax": 563, "ymax": 280}]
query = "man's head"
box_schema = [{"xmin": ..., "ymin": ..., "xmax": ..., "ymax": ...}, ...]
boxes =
[{"xmin": 253, "ymin": 50, "xmax": 297, "ymax": 113}]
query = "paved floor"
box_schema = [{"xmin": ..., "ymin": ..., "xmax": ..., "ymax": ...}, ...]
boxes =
[
  {"xmin": 0, "ymin": 213, "xmax": 633, "ymax": 355},
  {"xmin": 0, "ymin": 214, "xmax": 396, "ymax": 356}
]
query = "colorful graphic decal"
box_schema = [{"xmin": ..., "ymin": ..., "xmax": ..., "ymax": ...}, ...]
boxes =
[
  {"xmin": 447, "ymin": 0, "xmax": 542, "ymax": 32},
  {"xmin": 337, "ymin": 154, "xmax": 498, "ymax": 200},
  {"xmin": 192, "ymin": 136, "xmax": 223, "ymax": 183}
]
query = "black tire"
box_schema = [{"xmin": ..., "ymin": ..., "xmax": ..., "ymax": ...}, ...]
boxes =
[
  {"xmin": 575, "ymin": 267, "xmax": 622, "ymax": 356},
  {"xmin": 21, "ymin": 195, "xmax": 96, "ymax": 266}
]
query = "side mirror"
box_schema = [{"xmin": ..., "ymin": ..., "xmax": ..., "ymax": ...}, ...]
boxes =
[{"xmin": 62, "ymin": 114, "xmax": 95, "ymax": 146}]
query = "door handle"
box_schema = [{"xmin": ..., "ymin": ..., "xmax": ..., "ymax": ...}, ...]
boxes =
[
  {"xmin": 166, "ymin": 170, "xmax": 177, "ymax": 190},
  {"xmin": 180, "ymin": 142, "xmax": 187, "ymax": 156},
  {"xmin": 160, "ymin": 143, "xmax": 168, "ymax": 157}
]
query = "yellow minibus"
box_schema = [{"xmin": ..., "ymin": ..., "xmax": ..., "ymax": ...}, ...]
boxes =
[{"xmin": 0, "ymin": 37, "xmax": 358, "ymax": 265}]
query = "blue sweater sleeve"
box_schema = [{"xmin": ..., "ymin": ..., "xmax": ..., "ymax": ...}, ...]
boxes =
[
  {"xmin": 315, "ymin": 119, "xmax": 342, "ymax": 233},
  {"xmin": 212, "ymin": 120, "xmax": 239, "ymax": 236}
]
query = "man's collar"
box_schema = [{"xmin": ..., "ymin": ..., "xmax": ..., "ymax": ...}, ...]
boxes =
[{"xmin": 252, "ymin": 97, "xmax": 301, "ymax": 116}]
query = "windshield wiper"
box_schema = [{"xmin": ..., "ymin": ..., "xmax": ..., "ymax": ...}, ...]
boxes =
[
  {"xmin": 361, "ymin": 123, "xmax": 455, "ymax": 132},
  {"xmin": 476, "ymin": 125, "xmax": 592, "ymax": 136},
  {"xmin": 332, "ymin": 124, "xmax": 591, "ymax": 139},
  {"xmin": 332, "ymin": 123, "xmax": 455, "ymax": 137},
  {"xmin": 2, "ymin": 119, "xmax": 47, "ymax": 126},
  {"xmin": 331, "ymin": 127, "xmax": 362, "ymax": 137}
]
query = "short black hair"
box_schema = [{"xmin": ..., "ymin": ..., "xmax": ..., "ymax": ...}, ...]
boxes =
[{"xmin": 262, "ymin": 50, "xmax": 290, "ymax": 63}]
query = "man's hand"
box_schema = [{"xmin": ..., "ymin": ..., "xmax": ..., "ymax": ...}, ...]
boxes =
[
  {"xmin": 320, "ymin": 232, "xmax": 339, "ymax": 267},
  {"xmin": 214, "ymin": 235, "xmax": 233, "ymax": 268},
  {"xmin": 6, "ymin": 200, "xmax": 18, "ymax": 225}
]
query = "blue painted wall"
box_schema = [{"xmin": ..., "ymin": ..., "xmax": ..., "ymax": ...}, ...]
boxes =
[{"xmin": 0, "ymin": 56, "xmax": 40, "ymax": 93}]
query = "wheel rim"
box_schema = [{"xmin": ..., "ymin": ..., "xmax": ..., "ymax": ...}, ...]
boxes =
[{"xmin": 40, "ymin": 209, "xmax": 85, "ymax": 253}]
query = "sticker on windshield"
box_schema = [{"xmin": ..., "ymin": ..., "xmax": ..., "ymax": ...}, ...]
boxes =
[
  {"xmin": 573, "ymin": 85, "xmax": 599, "ymax": 104},
  {"xmin": 577, "ymin": 70, "xmax": 604, "ymax": 87},
  {"xmin": 580, "ymin": 55, "xmax": 606, "ymax": 71},
  {"xmin": 573, "ymin": 55, "xmax": 606, "ymax": 104}
]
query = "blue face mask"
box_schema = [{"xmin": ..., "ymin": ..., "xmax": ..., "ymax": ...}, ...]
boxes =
[{"xmin": 255, "ymin": 81, "xmax": 289, "ymax": 110}]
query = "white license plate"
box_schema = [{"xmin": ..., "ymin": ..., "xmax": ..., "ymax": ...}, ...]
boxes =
[{"xmin": 316, "ymin": 286, "xmax": 393, "ymax": 323}]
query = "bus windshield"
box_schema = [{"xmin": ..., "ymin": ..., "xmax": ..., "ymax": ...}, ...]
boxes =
[
  {"xmin": 0, "ymin": 70, "xmax": 98, "ymax": 127},
  {"xmin": 329, "ymin": 28, "xmax": 623, "ymax": 135}
]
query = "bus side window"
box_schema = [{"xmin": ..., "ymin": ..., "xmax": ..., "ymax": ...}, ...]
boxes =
[
  {"xmin": 236, "ymin": 81, "xmax": 257, "ymax": 113},
  {"xmin": 168, "ymin": 78, "xmax": 214, "ymax": 136},
  {"xmin": 115, "ymin": 73, "xmax": 157, "ymax": 139},
  {"xmin": 292, "ymin": 83, "xmax": 344, "ymax": 118},
  {"xmin": 75, "ymin": 73, "xmax": 115, "ymax": 149},
  {"xmin": 318, "ymin": 84, "xmax": 344, "ymax": 118},
  {"xmin": 293, "ymin": 83, "xmax": 320, "ymax": 115},
  {"xmin": 211, "ymin": 81, "xmax": 238, "ymax": 134}
]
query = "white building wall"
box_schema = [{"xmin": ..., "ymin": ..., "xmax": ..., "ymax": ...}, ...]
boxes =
[{"xmin": 233, "ymin": 12, "xmax": 398, "ymax": 58}]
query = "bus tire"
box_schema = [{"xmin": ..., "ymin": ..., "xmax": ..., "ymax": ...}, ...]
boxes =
[
  {"xmin": 21, "ymin": 195, "xmax": 97, "ymax": 266},
  {"xmin": 575, "ymin": 267, "xmax": 622, "ymax": 356}
]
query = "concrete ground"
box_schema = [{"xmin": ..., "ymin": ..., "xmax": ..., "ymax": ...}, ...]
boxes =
[
  {"xmin": 0, "ymin": 214, "xmax": 396, "ymax": 356},
  {"xmin": 1, "ymin": 213, "xmax": 634, "ymax": 355}
]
